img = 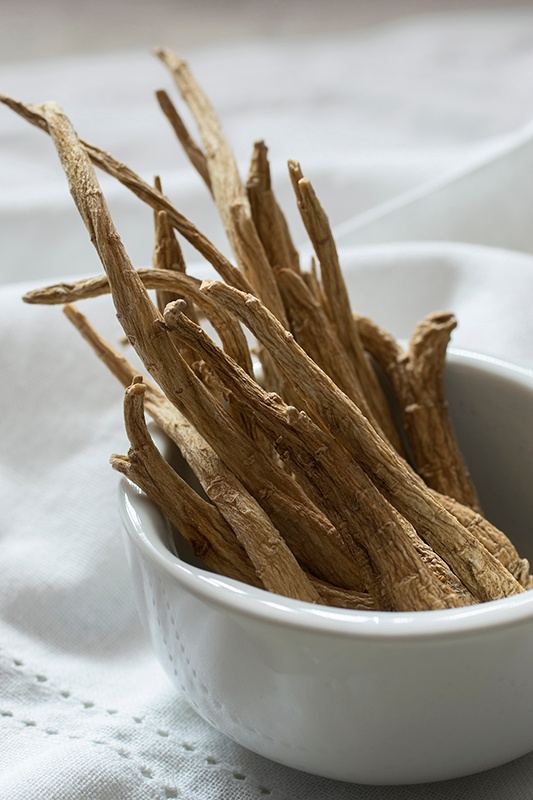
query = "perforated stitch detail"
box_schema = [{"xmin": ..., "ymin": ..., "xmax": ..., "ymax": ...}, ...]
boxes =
[
  {"xmin": 1, "ymin": 651, "xmax": 279, "ymax": 798},
  {"xmin": 0, "ymin": 711, "xmax": 166, "ymax": 799}
]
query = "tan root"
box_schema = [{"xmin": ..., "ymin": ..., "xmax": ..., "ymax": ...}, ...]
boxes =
[
  {"xmin": 288, "ymin": 160, "xmax": 403, "ymax": 453},
  {"xmin": 113, "ymin": 378, "xmax": 258, "ymax": 584},
  {"xmin": 357, "ymin": 311, "xmax": 481, "ymax": 510},
  {"xmin": 8, "ymin": 49, "xmax": 529, "ymax": 612},
  {"xmin": 155, "ymin": 88, "xmax": 212, "ymax": 192},
  {"xmin": 246, "ymin": 140, "xmax": 301, "ymax": 275},
  {"xmin": 201, "ymin": 281, "xmax": 524, "ymax": 603}
]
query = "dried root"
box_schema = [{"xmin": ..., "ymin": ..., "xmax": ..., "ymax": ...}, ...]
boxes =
[
  {"xmin": 7, "ymin": 49, "xmax": 530, "ymax": 610},
  {"xmin": 357, "ymin": 312, "xmax": 481, "ymax": 510}
]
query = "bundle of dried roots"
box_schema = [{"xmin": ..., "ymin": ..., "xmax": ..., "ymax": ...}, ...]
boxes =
[{"xmin": 4, "ymin": 48, "xmax": 531, "ymax": 611}]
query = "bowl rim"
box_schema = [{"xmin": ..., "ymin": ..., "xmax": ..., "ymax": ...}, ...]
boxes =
[{"xmin": 119, "ymin": 347, "xmax": 533, "ymax": 642}]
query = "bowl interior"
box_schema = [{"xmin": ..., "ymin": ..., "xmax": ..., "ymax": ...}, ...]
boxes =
[{"xmin": 445, "ymin": 349, "xmax": 533, "ymax": 561}]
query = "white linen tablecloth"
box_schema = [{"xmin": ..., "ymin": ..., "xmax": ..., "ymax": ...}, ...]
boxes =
[{"xmin": 3, "ymin": 11, "xmax": 533, "ymax": 798}]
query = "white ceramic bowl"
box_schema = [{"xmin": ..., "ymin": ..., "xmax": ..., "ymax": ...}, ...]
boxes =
[{"xmin": 119, "ymin": 349, "xmax": 533, "ymax": 785}]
